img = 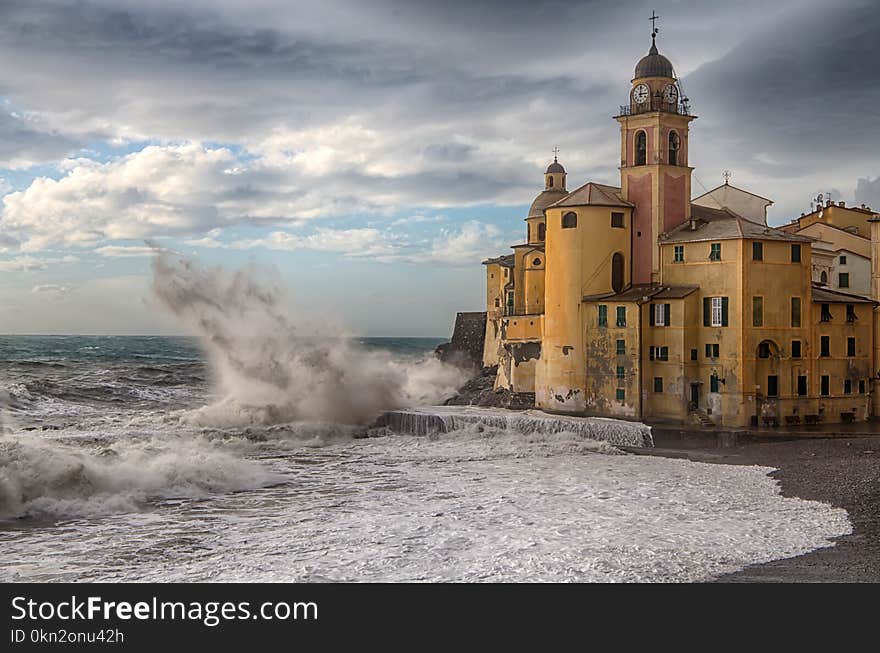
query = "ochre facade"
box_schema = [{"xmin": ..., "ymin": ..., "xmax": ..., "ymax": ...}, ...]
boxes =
[{"xmin": 481, "ymin": 34, "xmax": 880, "ymax": 428}]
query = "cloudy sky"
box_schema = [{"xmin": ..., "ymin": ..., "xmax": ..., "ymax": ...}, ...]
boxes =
[{"xmin": 0, "ymin": 0, "xmax": 878, "ymax": 336}]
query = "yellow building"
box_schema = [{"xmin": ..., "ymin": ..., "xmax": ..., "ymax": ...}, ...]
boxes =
[{"xmin": 480, "ymin": 31, "xmax": 880, "ymax": 427}]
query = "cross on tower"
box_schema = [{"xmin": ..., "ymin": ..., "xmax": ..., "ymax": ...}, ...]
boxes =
[
  {"xmin": 650, "ymin": 10, "xmax": 659, "ymax": 36},
  {"xmin": 722, "ymin": 170, "xmax": 732, "ymax": 185},
  {"xmin": 552, "ymin": 146, "xmax": 560, "ymax": 162}
]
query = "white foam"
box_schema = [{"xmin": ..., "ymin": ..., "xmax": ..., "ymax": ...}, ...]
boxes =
[
  {"xmin": 0, "ymin": 431, "xmax": 851, "ymax": 582},
  {"xmin": 0, "ymin": 434, "xmax": 277, "ymax": 519}
]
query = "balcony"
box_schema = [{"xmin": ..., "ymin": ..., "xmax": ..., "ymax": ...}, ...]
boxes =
[{"xmin": 617, "ymin": 99, "xmax": 693, "ymax": 117}]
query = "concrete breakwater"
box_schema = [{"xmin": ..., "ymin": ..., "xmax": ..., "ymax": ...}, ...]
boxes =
[{"xmin": 377, "ymin": 406, "xmax": 653, "ymax": 448}]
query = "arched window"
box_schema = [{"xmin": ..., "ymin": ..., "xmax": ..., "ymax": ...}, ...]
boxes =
[
  {"xmin": 562, "ymin": 212, "xmax": 577, "ymax": 229},
  {"xmin": 538, "ymin": 222, "xmax": 546, "ymax": 241},
  {"xmin": 669, "ymin": 131, "xmax": 680, "ymax": 166},
  {"xmin": 611, "ymin": 252, "xmax": 624, "ymax": 293},
  {"xmin": 820, "ymin": 270, "xmax": 828, "ymax": 284},
  {"xmin": 547, "ymin": 176, "xmax": 554, "ymax": 188},
  {"xmin": 635, "ymin": 131, "xmax": 647, "ymax": 166}
]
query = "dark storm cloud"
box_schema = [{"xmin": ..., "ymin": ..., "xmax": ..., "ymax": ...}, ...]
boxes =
[
  {"xmin": 682, "ymin": 0, "xmax": 880, "ymax": 214},
  {"xmin": 0, "ymin": 0, "xmax": 875, "ymax": 228}
]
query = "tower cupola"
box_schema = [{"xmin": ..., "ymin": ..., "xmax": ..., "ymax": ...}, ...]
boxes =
[{"xmin": 544, "ymin": 150, "xmax": 566, "ymax": 191}]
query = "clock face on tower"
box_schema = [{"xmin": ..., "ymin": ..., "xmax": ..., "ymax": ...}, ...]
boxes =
[
  {"xmin": 632, "ymin": 83, "xmax": 650, "ymax": 105},
  {"xmin": 663, "ymin": 84, "xmax": 678, "ymax": 104}
]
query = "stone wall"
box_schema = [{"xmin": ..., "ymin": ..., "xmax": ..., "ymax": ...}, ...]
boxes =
[{"xmin": 435, "ymin": 311, "xmax": 487, "ymax": 369}]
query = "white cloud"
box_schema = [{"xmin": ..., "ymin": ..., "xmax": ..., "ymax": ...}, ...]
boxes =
[
  {"xmin": 398, "ymin": 220, "xmax": 505, "ymax": 267},
  {"xmin": 219, "ymin": 227, "xmax": 401, "ymax": 258},
  {"xmin": 0, "ymin": 255, "xmax": 48, "ymax": 272},
  {"xmin": 95, "ymin": 245, "xmax": 168, "ymax": 258},
  {"xmin": 31, "ymin": 284, "xmax": 73, "ymax": 297}
]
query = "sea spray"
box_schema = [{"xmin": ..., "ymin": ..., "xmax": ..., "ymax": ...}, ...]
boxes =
[{"xmin": 150, "ymin": 250, "xmax": 467, "ymax": 427}]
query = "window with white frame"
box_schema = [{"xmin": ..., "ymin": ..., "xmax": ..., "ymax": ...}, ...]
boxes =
[
  {"xmin": 653, "ymin": 303, "xmax": 669, "ymax": 327},
  {"xmin": 710, "ymin": 297, "xmax": 723, "ymax": 327}
]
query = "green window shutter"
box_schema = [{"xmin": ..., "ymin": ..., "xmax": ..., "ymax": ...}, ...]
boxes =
[
  {"xmin": 703, "ymin": 297, "xmax": 710, "ymax": 326},
  {"xmin": 649, "ymin": 304, "xmax": 655, "ymax": 326},
  {"xmin": 721, "ymin": 297, "xmax": 729, "ymax": 327},
  {"xmin": 664, "ymin": 304, "xmax": 671, "ymax": 326}
]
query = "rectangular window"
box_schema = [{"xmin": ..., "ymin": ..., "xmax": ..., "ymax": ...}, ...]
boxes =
[
  {"xmin": 846, "ymin": 304, "xmax": 857, "ymax": 323},
  {"xmin": 616, "ymin": 306, "xmax": 626, "ymax": 327},
  {"xmin": 797, "ymin": 375, "xmax": 808, "ymax": 396},
  {"xmin": 839, "ymin": 272, "xmax": 850, "ymax": 288},
  {"xmin": 709, "ymin": 243, "xmax": 722, "ymax": 261},
  {"xmin": 767, "ymin": 375, "xmax": 778, "ymax": 398},
  {"xmin": 616, "ymin": 366, "xmax": 625, "ymax": 382},
  {"xmin": 820, "ymin": 335, "xmax": 830, "ymax": 357},
  {"xmin": 791, "ymin": 297, "xmax": 801, "ymax": 327},
  {"xmin": 821, "ymin": 375, "xmax": 830, "ymax": 396},
  {"xmin": 840, "ymin": 255, "xmax": 847, "ymax": 264},
  {"xmin": 710, "ymin": 374, "xmax": 719, "ymax": 393},
  {"xmin": 598, "ymin": 305, "xmax": 607, "ymax": 328},
  {"xmin": 791, "ymin": 340, "xmax": 802, "ymax": 358},
  {"xmin": 844, "ymin": 379, "xmax": 852, "ymax": 395},
  {"xmin": 752, "ymin": 241, "xmax": 763, "ymax": 261},
  {"xmin": 654, "ymin": 377, "xmax": 663, "ymax": 393},
  {"xmin": 791, "ymin": 244, "xmax": 801, "ymax": 263},
  {"xmin": 753, "ymin": 296, "xmax": 763, "ymax": 327},
  {"xmin": 705, "ymin": 343, "xmax": 719, "ymax": 358},
  {"xmin": 506, "ymin": 291, "xmax": 515, "ymax": 316},
  {"xmin": 651, "ymin": 303, "xmax": 670, "ymax": 327},
  {"xmin": 616, "ymin": 339, "xmax": 626, "ymax": 355},
  {"xmin": 611, "ymin": 212, "xmax": 625, "ymax": 228},
  {"xmin": 820, "ymin": 303, "xmax": 833, "ymax": 322},
  {"xmin": 848, "ymin": 337, "xmax": 856, "ymax": 357},
  {"xmin": 707, "ymin": 297, "xmax": 727, "ymax": 327},
  {"xmin": 690, "ymin": 348, "xmax": 698, "ymax": 361},
  {"xmin": 658, "ymin": 346, "xmax": 669, "ymax": 361},
  {"xmin": 859, "ymin": 380, "xmax": 866, "ymax": 394},
  {"xmin": 674, "ymin": 245, "xmax": 684, "ymax": 262},
  {"xmin": 615, "ymin": 388, "xmax": 625, "ymax": 402}
]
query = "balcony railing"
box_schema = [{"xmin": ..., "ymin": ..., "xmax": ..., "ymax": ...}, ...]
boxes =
[{"xmin": 617, "ymin": 99, "xmax": 693, "ymax": 117}]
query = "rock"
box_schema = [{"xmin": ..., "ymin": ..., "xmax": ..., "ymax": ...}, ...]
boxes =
[{"xmin": 442, "ymin": 365, "xmax": 536, "ymax": 410}]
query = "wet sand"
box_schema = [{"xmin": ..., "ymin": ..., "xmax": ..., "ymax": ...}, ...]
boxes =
[{"xmin": 642, "ymin": 430, "xmax": 880, "ymax": 582}]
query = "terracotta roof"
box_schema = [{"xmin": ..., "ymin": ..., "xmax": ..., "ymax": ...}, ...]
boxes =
[
  {"xmin": 583, "ymin": 283, "xmax": 699, "ymax": 303},
  {"xmin": 811, "ymin": 286, "xmax": 875, "ymax": 304},
  {"xmin": 482, "ymin": 253, "xmax": 514, "ymax": 267},
  {"xmin": 662, "ymin": 204, "xmax": 813, "ymax": 244},
  {"xmin": 549, "ymin": 182, "xmax": 633, "ymax": 209},
  {"xmin": 511, "ymin": 243, "xmax": 545, "ymax": 252}
]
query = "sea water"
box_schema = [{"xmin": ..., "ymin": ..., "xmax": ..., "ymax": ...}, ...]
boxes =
[{"xmin": 0, "ymin": 335, "xmax": 851, "ymax": 582}]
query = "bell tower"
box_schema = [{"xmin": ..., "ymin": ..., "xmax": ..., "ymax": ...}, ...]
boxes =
[{"xmin": 615, "ymin": 16, "xmax": 695, "ymax": 284}]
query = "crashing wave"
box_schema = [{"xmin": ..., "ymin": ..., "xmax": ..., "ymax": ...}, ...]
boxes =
[{"xmin": 0, "ymin": 434, "xmax": 278, "ymax": 520}]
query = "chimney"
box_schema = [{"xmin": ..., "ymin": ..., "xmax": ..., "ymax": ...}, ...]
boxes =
[{"xmin": 689, "ymin": 218, "xmax": 697, "ymax": 231}]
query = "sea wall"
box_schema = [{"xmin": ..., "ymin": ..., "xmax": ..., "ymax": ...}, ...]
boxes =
[
  {"xmin": 378, "ymin": 406, "xmax": 653, "ymax": 448},
  {"xmin": 435, "ymin": 312, "xmax": 487, "ymax": 369}
]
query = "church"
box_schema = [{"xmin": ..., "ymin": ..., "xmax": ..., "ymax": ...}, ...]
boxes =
[{"xmin": 480, "ymin": 28, "xmax": 880, "ymax": 428}]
